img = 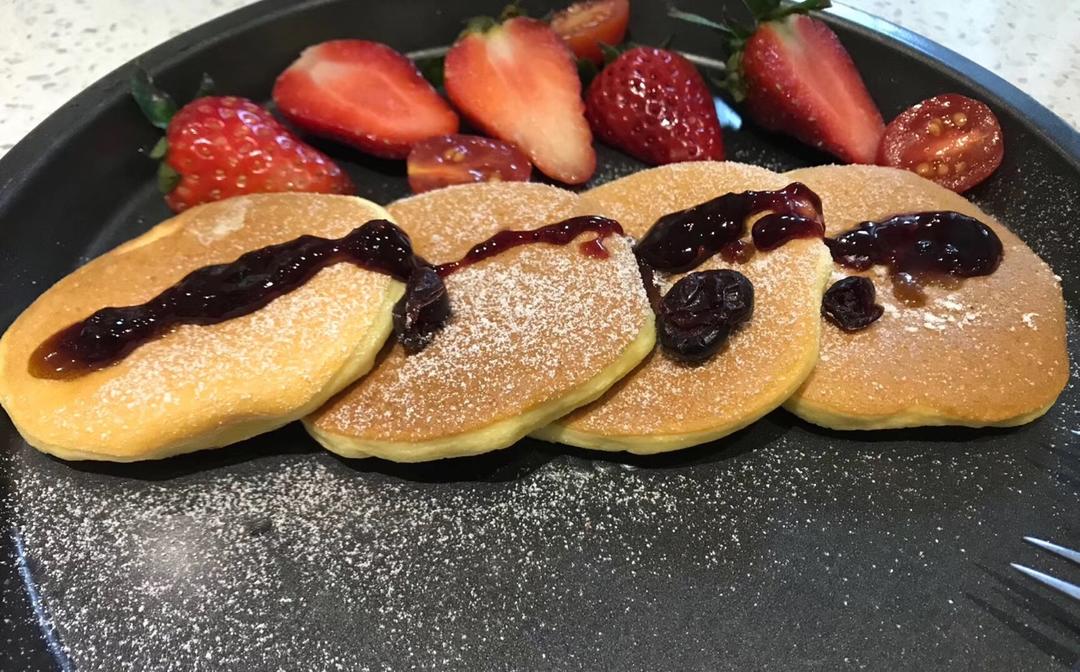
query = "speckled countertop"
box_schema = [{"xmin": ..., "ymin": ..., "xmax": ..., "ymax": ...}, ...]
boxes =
[{"xmin": 0, "ymin": 0, "xmax": 1077, "ymax": 158}]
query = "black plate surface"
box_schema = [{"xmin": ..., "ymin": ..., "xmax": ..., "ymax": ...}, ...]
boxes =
[{"xmin": 1, "ymin": 1, "xmax": 1078, "ymax": 670}]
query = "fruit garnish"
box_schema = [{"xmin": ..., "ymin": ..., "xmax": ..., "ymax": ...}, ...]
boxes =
[
  {"xmin": 671, "ymin": 0, "xmax": 884, "ymax": 164},
  {"xmin": 131, "ymin": 69, "xmax": 352, "ymax": 213},
  {"xmin": 272, "ymin": 40, "xmax": 459, "ymax": 160},
  {"xmin": 878, "ymin": 94, "xmax": 1003, "ymax": 193},
  {"xmin": 444, "ymin": 11, "xmax": 596, "ymax": 185},
  {"xmin": 407, "ymin": 134, "xmax": 532, "ymax": 194},
  {"xmin": 585, "ymin": 46, "xmax": 725, "ymax": 165},
  {"xmin": 821, "ymin": 276, "xmax": 883, "ymax": 331},
  {"xmin": 657, "ymin": 270, "xmax": 754, "ymax": 363},
  {"xmin": 550, "ymin": 0, "xmax": 631, "ymax": 65}
]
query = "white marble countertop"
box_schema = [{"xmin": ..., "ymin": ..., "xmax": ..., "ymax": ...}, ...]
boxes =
[{"xmin": 0, "ymin": 0, "xmax": 1077, "ymax": 159}]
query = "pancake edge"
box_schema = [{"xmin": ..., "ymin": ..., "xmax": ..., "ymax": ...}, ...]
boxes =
[
  {"xmin": 782, "ymin": 388, "xmax": 1064, "ymax": 431},
  {"xmin": 533, "ymin": 244, "xmax": 835, "ymax": 453},
  {"xmin": 0, "ymin": 281, "xmax": 405, "ymax": 462},
  {"xmin": 304, "ymin": 314, "xmax": 657, "ymax": 462}
]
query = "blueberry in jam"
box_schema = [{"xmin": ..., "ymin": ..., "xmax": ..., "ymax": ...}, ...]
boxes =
[
  {"xmin": 657, "ymin": 270, "xmax": 754, "ymax": 364},
  {"xmin": 821, "ymin": 276, "xmax": 884, "ymax": 332}
]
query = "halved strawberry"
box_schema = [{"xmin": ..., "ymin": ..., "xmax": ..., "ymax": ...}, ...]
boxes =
[
  {"xmin": 444, "ymin": 15, "xmax": 596, "ymax": 184},
  {"xmin": 273, "ymin": 40, "xmax": 459, "ymax": 159},
  {"xmin": 551, "ymin": 0, "xmax": 631, "ymax": 65},
  {"xmin": 672, "ymin": 0, "xmax": 884, "ymax": 164}
]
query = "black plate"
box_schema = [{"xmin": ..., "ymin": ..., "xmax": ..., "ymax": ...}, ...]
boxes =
[{"xmin": 2, "ymin": 1, "xmax": 1078, "ymax": 670}]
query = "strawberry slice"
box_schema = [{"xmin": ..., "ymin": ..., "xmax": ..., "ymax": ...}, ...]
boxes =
[
  {"xmin": 444, "ymin": 16, "xmax": 596, "ymax": 185},
  {"xmin": 273, "ymin": 40, "xmax": 459, "ymax": 159},
  {"xmin": 672, "ymin": 1, "xmax": 884, "ymax": 164}
]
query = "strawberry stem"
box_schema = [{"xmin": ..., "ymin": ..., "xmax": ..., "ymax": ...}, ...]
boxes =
[
  {"xmin": 157, "ymin": 162, "xmax": 180, "ymax": 194},
  {"xmin": 131, "ymin": 67, "xmax": 177, "ymax": 130},
  {"xmin": 193, "ymin": 73, "xmax": 216, "ymax": 99},
  {"xmin": 148, "ymin": 137, "xmax": 168, "ymax": 160}
]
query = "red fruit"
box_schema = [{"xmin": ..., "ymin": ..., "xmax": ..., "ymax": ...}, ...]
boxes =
[
  {"xmin": 407, "ymin": 134, "xmax": 532, "ymax": 194},
  {"xmin": 164, "ymin": 96, "xmax": 352, "ymax": 212},
  {"xmin": 273, "ymin": 40, "xmax": 459, "ymax": 159},
  {"xmin": 585, "ymin": 47, "xmax": 724, "ymax": 165},
  {"xmin": 444, "ymin": 16, "xmax": 596, "ymax": 185},
  {"xmin": 878, "ymin": 94, "xmax": 1003, "ymax": 193},
  {"xmin": 550, "ymin": 0, "xmax": 631, "ymax": 65},
  {"xmin": 741, "ymin": 15, "xmax": 884, "ymax": 164}
]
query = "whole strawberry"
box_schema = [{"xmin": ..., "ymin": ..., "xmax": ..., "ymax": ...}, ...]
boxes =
[
  {"xmin": 132, "ymin": 72, "xmax": 352, "ymax": 212},
  {"xmin": 585, "ymin": 47, "xmax": 724, "ymax": 165}
]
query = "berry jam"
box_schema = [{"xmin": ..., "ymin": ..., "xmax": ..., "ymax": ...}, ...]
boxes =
[
  {"xmin": 751, "ymin": 213, "xmax": 826, "ymax": 250},
  {"xmin": 435, "ymin": 216, "xmax": 623, "ymax": 276},
  {"xmin": 634, "ymin": 183, "xmax": 823, "ymax": 273},
  {"xmin": 31, "ymin": 220, "xmax": 449, "ymax": 379},
  {"xmin": 827, "ymin": 211, "xmax": 1003, "ymax": 278},
  {"xmin": 657, "ymin": 270, "xmax": 754, "ymax": 364},
  {"xmin": 32, "ymin": 216, "xmax": 628, "ymax": 380},
  {"xmin": 822, "ymin": 277, "xmax": 884, "ymax": 332},
  {"xmin": 719, "ymin": 240, "xmax": 755, "ymax": 264}
]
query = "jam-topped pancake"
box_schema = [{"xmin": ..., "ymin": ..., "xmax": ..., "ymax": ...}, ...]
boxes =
[
  {"xmin": 0, "ymin": 194, "xmax": 405, "ymax": 461},
  {"xmin": 535, "ymin": 161, "xmax": 834, "ymax": 453},
  {"xmin": 306, "ymin": 182, "xmax": 656, "ymax": 462},
  {"xmin": 783, "ymin": 164, "xmax": 1068, "ymax": 429}
]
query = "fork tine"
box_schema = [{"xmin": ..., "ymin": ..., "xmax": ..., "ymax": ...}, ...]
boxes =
[
  {"xmin": 1010, "ymin": 563, "xmax": 1080, "ymax": 601},
  {"xmin": 1023, "ymin": 536, "xmax": 1080, "ymax": 566}
]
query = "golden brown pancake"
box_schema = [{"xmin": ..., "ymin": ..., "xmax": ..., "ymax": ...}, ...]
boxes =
[
  {"xmin": 0, "ymin": 194, "xmax": 403, "ymax": 461},
  {"xmin": 306, "ymin": 182, "xmax": 656, "ymax": 462},
  {"xmin": 783, "ymin": 164, "xmax": 1068, "ymax": 429},
  {"xmin": 534, "ymin": 162, "xmax": 834, "ymax": 453}
]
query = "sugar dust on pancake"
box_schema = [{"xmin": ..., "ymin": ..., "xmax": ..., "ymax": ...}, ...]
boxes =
[
  {"xmin": 535, "ymin": 161, "xmax": 834, "ymax": 453},
  {"xmin": 0, "ymin": 194, "xmax": 406, "ymax": 461},
  {"xmin": 782, "ymin": 164, "xmax": 1068, "ymax": 429},
  {"xmin": 306, "ymin": 182, "xmax": 656, "ymax": 462}
]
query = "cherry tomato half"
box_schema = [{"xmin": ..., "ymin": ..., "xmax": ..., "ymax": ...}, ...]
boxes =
[
  {"xmin": 550, "ymin": 0, "xmax": 630, "ymax": 65},
  {"xmin": 407, "ymin": 134, "xmax": 532, "ymax": 194},
  {"xmin": 878, "ymin": 93, "xmax": 1003, "ymax": 193}
]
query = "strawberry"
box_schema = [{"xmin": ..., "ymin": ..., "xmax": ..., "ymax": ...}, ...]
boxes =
[
  {"xmin": 273, "ymin": 40, "xmax": 459, "ymax": 159},
  {"xmin": 585, "ymin": 47, "xmax": 725, "ymax": 165},
  {"xmin": 444, "ymin": 13, "xmax": 596, "ymax": 185},
  {"xmin": 550, "ymin": 0, "xmax": 631, "ymax": 65},
  {"xmin": 671, "ymin": 0, "xmax": 884, "ymax": 164},
  {"xmin": 131, "ymin": 71, "xmax": 352, "ymax": 213}
]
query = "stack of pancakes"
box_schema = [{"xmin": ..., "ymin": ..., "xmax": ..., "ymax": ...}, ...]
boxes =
[{"xmin": 0, "ymin": 163, "xmax": 1067, "ymax": 463}]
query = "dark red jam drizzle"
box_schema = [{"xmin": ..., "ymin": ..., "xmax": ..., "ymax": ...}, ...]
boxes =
[
  {"xmin": 633, "ymin": 183, "xmax": 823, "ymax": 362},
  {"xmin": 827, "ymin": 211, "xmax": 1002, "ymax": 278},
  {"xmin": 435, "ymin": 216, "xmax": 623, "ymax": 276},
  {"xmin": 822, "ymin": 277, "xmax": 884, "ymax": 332},
  {"xmin": 30, "ymin": 220, "xmax": 450, "ymax": 380},
  {"xmin": 30, "ymin": 216, "xmax": 627, "ymax": 380},
  {"xmin": 826, "ymin": 210, "xmax": 1003, "ymax": 315},
  {"xmin": 634, "ymin": 182, "xmax": 823, "ymax": 273},
  {"xmin": 751, "ymin": 213, "xmax": 827, "ymax": 250}
]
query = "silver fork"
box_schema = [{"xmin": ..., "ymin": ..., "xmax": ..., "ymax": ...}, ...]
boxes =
[{"xmin": 1010, "ymin": 536, "xmax": 1080, "ymax": 601}]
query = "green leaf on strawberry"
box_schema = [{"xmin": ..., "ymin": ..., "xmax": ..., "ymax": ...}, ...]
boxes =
[{"xmin": 130, "ymin": 67, "xmax": 177, "ymax": 130}]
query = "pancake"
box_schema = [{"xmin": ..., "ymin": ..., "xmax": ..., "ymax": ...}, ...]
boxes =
[
  {"xmin": 782, "ymin": 164, "xmax": 1068, "ymax": 429},
  {"xmin": 534, "ymin": 162, "xmax": 834, "ymax": 453},
  {"xmin": 306, "ymin": 182, "xmax": 656, "ymax": 462},
  {"xmin": 0, "ymin": 193, "xmax": 403, "ymax": 461}
]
